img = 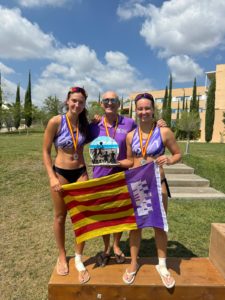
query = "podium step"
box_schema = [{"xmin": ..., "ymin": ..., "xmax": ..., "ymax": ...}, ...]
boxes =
[
  {"xmin": 170, "ymin": 186, "xmax": 225, "ymax": 199},
  {"xmin": 48, "ymin": 256, "xmax": 225, "ymax": 300},
  {"xmin": 164, "ymin": 163, "xmax": 194, "ymax": 174}
]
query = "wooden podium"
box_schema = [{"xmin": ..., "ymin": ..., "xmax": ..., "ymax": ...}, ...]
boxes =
[{"xmin": 48, "ymin": 224, "xmax": 225, "ymax": 300}]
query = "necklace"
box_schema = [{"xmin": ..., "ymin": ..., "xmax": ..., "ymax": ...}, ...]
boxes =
[
  {"xmin": 103, "ymin": 116, "xmax": 118, "ymax": 139},
  {"xmin": 66, "ymin": 113, "xmax": 79, "ymax": 160},
  {"xmin": 138, "ymin": 125, "xmax": 154, "ymax": 166}
]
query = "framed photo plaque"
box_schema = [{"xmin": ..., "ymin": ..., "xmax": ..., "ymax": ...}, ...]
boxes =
[{"xmin": 89, "ymin": 136, "xmax": 120, "ymax": 166}]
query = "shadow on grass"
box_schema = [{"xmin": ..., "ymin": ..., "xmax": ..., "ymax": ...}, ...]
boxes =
[
  {"xmin": 84, "ymin": 238, "xmax": 197, "ymax": 277},
  {"xmin": 119, "ymin": 238, "xmax": 197, "ymax": 258}
]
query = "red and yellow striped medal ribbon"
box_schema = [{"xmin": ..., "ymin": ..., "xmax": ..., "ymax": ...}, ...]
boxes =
[
  {"xmin": 104, "ymin": 116, "xmax": 118, "ymax": 139},
  {"xmin": 66, "ymin": 114, "xmax": 79, "ymax": 160},
  {"xmin": 138, "ymin": 126, "xmax": 154, "ymax": 166}
]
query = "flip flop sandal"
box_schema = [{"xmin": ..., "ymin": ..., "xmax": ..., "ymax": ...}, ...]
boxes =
[
  {"xmin": 56, "ymin": 258, "xmax": 69, "ymax": 276},
  {"xmin": 114, "ymin": 252, "xmax": 126, "ymax": 264},
  {"xmin": 155, "ymin": 265, "xmax": 175, "ymax": 289},
  {"xmin": 96, "ymin": 252, "xmax": 111, "ymax": 267},
  {"xmin": 75, "ymin": 259, "xmax": 90, "ymax": 284},
  {"xmin": 122, "ymin": 265, "xmax": 139, "ymax": 285}
]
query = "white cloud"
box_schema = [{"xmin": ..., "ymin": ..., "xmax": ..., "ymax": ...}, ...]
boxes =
[
  {"xmin": 117, "ymin": 0, "xmax": 151, "ymax": 20},
  {"xmin": 167, "ymin": 55, "xmax": 204, "ymax": 82},
  {"xmin": 0, "ymin": 6, "xmax": 55, "ymax": 59},
  {"xmin": 0, "ymin": 62, "xmax": 15, "ymax": 75},
  {"xmin": 118, "ymin": 0, "xmax": 225, "ymax": 57},
  {"xmin": 143, "ymin": 0, "xmax": 225, "ymax": 57},
  {"xmin": 53, "ymin": 46, "xmax": 102, "ymax": 76},
  {"xmin": 16, "ymin": 0, "xmax": 71, "ymax": 7},
  {"xmin": 33, "ymin": 47, "xmax": 152, "ymax": 106},
  {"xmin": 0, "ymin": 6, "xmax": 152, "ymax": 106}
]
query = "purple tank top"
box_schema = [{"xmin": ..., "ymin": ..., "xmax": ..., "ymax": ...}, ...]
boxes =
[
  {"xmin": 54, "ymin": 115, "xmax": 86, "ymax": 149},
  {"xmin": 131, "ymin": 126, "xmax": 165, "ymax": 157}
]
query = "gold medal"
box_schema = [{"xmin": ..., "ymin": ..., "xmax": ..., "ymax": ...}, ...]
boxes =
[{"xmin": 66, "ymin": 114, "xmax": 79, "ymax": 160}]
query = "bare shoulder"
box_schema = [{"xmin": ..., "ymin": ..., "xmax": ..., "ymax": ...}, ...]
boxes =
[
  {"xmin": 159, "ymin": 126, "xmax": 174, "ymax": 136},
  {"xmin": 47, "ymin": 115, "xmax": 61, "ymax": 128},
  {"xmin": 126, "ymin": 128, "xmax": 135, "ymax": 141},
  {"xmin": 159, "ymin": 127, "xmax": 176, "ymax": 145}
]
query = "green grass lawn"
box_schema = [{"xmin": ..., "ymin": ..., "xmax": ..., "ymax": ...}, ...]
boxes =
[{"xmin": 0, "ymin": 133, "xmax": 225, "ymax": 300}]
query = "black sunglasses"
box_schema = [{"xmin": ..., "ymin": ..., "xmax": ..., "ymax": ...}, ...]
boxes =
[{"xmin": 102, "ymin": 98, "xmax": 119, "ymax": 105}]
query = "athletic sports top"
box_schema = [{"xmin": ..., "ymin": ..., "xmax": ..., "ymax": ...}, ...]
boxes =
[
  {"xmin": 54, "ymin": 115, "xmax": 86, "ymax": 149},
  {"xmin": 131, "ymin": 126, "xmax": 165, "ymax": 157}
]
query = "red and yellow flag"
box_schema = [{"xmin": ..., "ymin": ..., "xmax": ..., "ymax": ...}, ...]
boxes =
[{"xmin": 63, "ymin": 171, "xmax": 137, "ymax": 244}]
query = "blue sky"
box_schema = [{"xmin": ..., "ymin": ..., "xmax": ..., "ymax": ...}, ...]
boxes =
[{"xmin": 0, "ymin": 0, "xmax": 225, "ymax": 106}]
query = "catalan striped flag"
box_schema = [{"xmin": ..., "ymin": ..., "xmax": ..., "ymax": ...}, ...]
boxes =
[{"xmin": 62, "ymin": 162, "xmax": 168, "ymax": 244}]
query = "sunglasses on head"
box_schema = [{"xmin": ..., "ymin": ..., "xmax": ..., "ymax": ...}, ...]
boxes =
[
  {"xmin": 102, "ymin": 98, "xmax": 119, "ymax": 105},
  {"xmin": 134, "ymin": 93, "xmax": 154, "ymax": 103},
  {"xmin": 68, "ymin": 86, "xmax": 87, "ymax": 99}
]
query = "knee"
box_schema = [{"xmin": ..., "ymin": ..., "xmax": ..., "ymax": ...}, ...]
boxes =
[
  {"xmin": 154, "ymin": 227, "xmax": 167, "ymax": 238},
  {"xmin": 54, "ymin": 212, "xmax": 67, "ymax": 225}
]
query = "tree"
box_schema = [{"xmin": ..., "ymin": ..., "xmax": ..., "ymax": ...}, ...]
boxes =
[
  {"xmin": 87, "ymin": 101, "xmax": 104, "ymax": 121},
  {"xmin": 2, "ymin": 104, "xmax": 14, "ymax": 132},
  {"xmin": 177, "ymin": 111, "xmax": 200, "ymax": 154},
  {"xmin": 167, "ymin": 74, "xmax": 172, "ymax": 126},
  {"xmin": 176, "ymin": 101, "xmax": 180, "ymax": 121},
  {"xmin": 162, "ymin": 85, "xmax": 168, "ymax": 121},
  {"xmin": 182, "ymin": 89, "xmax": 185, "ymax": 111},
  {"xmin": 205, "ymin": 76, "xmax": 216, "ymax": 142},
  {"xmin": 14, "ymin": 84, "xmax": 21, "ymax": 130},
  {"xmin": 120, "ymin": 95, "xmax": 124, "ymax": 111},
  {"xmin": 190, "ymin": 78, "xmax": 197, "ymax": 112},
  {"xmin": 24, "ymin": 71, "xmax": 32, "ymax": 131},
  {"xmin": 129, "ymin": 99, "xmax": 133, "ymax": 119},
  {"xmin": 43, "ymin": 95, "xmax": 63, "ymax": 117},
  {"xmin": 0, "ymin": 72, "xmax": 2, "ymax": 129}
]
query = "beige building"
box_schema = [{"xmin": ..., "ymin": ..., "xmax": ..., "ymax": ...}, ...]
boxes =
[{"xmin": 129, "ymin": 64, "xmax": 225, "ymax": 143}]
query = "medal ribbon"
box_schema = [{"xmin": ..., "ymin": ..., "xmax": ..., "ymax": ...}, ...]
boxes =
[
  {"xmin": 138, "ymin": 126, "xmax": 154, "ymax": 159},
  {"xmin": 104, "ymin": 116, "xmax": 118, "ymax": 139},
  {"xmin": 66, "ymin": 114, "xmax": 79, "ymax": 154}
]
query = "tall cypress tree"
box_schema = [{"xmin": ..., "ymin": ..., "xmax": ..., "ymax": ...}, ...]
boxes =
[
  {"xmin": 176, "ymin": 100, "xmax": 180, "ymax": 121},
  {"xmin": 167, "ymin": 74, "xmax": 172, "ymax": 126},
  {"xmin": 0, "ymin": 72, "xmax": 2, "ymax": 129},
  {"xmin": 120, "ymin": 95, "xmax": 124, "ymax": 111},
  {"xmin": 129, "ymin": 99, "xmax": 133, "ymax": 119},
  {"xmin": 24, "ymin": 71, "xmax": 32, "ymax": 129},
  {"xmin": 14, "ymin": 84, "xmax": 21, "ymax": 130},
  {"xmin": 205, "ymin": 76, "xmax": 216, "ymax": 142},
  {"xmin": 162, "ymin": 85, "xmax": 168, "ymax": 120},
  {"xmin": 182, "ymin": 89, "xmax": 185, "ymax": 111},
  {"xmin": 190, "ymin": 78, "xmax": 197, "ymax": 112},
  {"xmin": 185, "ymin": 98, "xmax": 188, "ymax": 111}
]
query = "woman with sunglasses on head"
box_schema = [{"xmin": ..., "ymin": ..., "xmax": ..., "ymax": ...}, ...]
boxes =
[
  {"xmin": 43, "ymin": 87, "xmax": 90, "ymax": 284},
  {"xmin": 119, "ymin": 93, "xmax": 181, "ymax": 288},
  {"xmin": 89, "ymin": 91, "xmax": 168, "ymax": 268}
]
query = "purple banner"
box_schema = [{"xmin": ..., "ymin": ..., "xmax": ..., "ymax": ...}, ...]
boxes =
[{"xmin": 126, "ymin": 162, "xmax": 168, "ymax": 232}]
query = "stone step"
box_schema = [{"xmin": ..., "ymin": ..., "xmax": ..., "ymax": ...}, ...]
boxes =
[
  {"xmin": 166, "ymin": 173, "xmax": 210, "ymax": 187},
  {"xmin": 170, "ymin": 187, "xmax": 225, "ymax": 199},
  {"xmin": 164, "ymin": 163, "xmax": 194, "ymax": 174}
]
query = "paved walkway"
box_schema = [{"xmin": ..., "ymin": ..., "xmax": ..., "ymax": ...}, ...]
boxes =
[{"xmin": 164, "ymin": 163, "xmax": 225, "ymax": 199}]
